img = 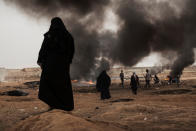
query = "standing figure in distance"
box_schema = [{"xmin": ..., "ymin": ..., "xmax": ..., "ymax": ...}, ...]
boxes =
[
  {"xmin": 37, "ymin": 17, "xmax": 75, "ymax": 111},
  {"xmin": 154, "ymin": 74, "xmax": 159, "ymax": 84},
  {"xmin": 176, "ymin": 75, "xmax": 180, "ymax": 87},
  {"xmin": 145, "ymin": 69, "xmax": 151, "ymax": 88},
  {"xmin": 96, "ymin": 70, "xmax": 111, "ymax": 100},
  {"xmin": 130, "ymin": 72, "xmax": 139, "ymax": 95},
  {"xmin": 120, "ymin": 70, "xmax": 124, "ymax": 88},
  {"xmin": 167, "ymin": 75, "xmax": 172, "ymax": 85}
]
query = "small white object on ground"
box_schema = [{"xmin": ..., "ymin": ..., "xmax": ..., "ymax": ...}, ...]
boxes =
[
  {"xmin": 144, "ymin": 117, "xmax": 147, "ymax": 121},
  {"xmin": 18, "ymin": 109, "xmax": 25, "ymax": 112}
]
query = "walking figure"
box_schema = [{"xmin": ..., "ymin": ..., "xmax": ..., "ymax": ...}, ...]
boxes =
[
  {"xmin": 96, "ymin": 70, "xmax": 111, "ymax": 100},
  {"xmin": 120, "ymin": 70, "xmax": 124, "ymax": 88},
  {"xmin": 145, "ymin": 69, "xmax": 151, "ymax": 88},
  {"xmin": 130, "ymin": 72, "xmax": 139, "ymax": 95}
]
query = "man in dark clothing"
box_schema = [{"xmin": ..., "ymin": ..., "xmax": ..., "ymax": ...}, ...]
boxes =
[
  {"xmin": 145, "ymin": 69, "xmax": 151, "ymax": 88},
  {"xmin": 120, "ymin": 70, "xmax": 124, "ymax": 88},
  {"xmin": 130, "ymin": 72, "xmax": 139, "ymax": 95},
  {"xmin": 154, "ymin": 74, "xmax": 159, "ymax": 84},
  {"xmin": 96, "ymin": 70, "xmax": 111, "ymax": 100},
  {"xmin": 167, "ymin": 75, "xmax": 172, "ymax": 85},
  {"xmin": 176, "ymin": 75, "xmax": 180, "ymax": 87},
  {"xmin": 37, "ymin": 17, "xmax": 74, "ymax": 111}
]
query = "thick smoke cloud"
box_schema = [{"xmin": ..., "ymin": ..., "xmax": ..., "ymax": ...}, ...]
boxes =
[
  {"xmin": 4, "ymin": 0, "xmax": 110, "ymax": 80},
  {"xmin": 69, "ymin": 21, "xmax": 101, "ymax": 80},
  {"xmin": 111, "ymin": 0, "xmax": 196, "ymax": 77},
  {"xmin": 4, "ymin": 0, "xmax": 109, "ymax": 17},
  {"xmin": 4, "ymin": 0, "xmax": 196, "ymax": 79},
  {"xmin": 111, "ymin": 0, "xmax": 154, "ymax": 66}
]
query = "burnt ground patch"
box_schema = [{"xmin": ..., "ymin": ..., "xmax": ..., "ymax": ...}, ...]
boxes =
[
  {"xmin": 110, "ymin": 98, "xmax": 134, "ymax": 103},
  {"xmin": 152, "ymin": 89, "xmax": 192, "ymax": 95},
  {"xmin": 0, "ymin": 90, "xmax": 29, "ymax": 96},
  {"xmin": 24, "ymin": 81, "xmax": 39, "ymax": 88}
]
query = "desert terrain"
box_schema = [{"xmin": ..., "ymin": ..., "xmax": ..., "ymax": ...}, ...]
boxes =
[{"xmin": 0, "ymin": 66, "xmax": 196, "ymax": 131}]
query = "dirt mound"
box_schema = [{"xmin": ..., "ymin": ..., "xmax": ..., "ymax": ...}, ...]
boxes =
[
  {"xmin": 10, "ymin": 110, "xmax": 124, "ymax": 131},
  {"xmin": 153, "ymin": 89, "xmax": 192, "ymax": 95}
]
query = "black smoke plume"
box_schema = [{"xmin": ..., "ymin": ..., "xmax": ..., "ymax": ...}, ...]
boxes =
[
  {"xmin": 4, "ymin": 0, "xmax": 111, "ymax": 80},
  {"xmin": 4, "ymin": 0, "xmax": 196, "ymax": 79},
  {"xmin": 111, "ymin": 0, "xmax": 196, "ymax": 77}
]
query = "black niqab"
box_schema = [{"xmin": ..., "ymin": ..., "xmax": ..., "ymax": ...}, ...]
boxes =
[{"xmin": 38, "ymin": 17, "xmax": 75, "ymax": 111}]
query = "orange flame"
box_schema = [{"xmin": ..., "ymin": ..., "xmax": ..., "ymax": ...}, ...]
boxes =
[
  {"xmin": 86, "ymin": 80, "xmax": 94, "ymax": 85},
  {"xmin": 72, "ymin": 80, "xmax": 78, "ymax": 83}
]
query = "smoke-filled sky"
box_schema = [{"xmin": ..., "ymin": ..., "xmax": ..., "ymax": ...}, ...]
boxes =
[
  {"xmin": 0, "ymin": 0, "xmax": 163, "ymax": 68},
  {"xmin": 0, "ymin": 0, "xmax": 196, "ymax": 79}
]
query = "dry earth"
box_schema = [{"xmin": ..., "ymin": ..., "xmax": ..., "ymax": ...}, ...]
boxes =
[{"xmin": 0, "ymin": 66, "xmax": 196, "ymax": 131}]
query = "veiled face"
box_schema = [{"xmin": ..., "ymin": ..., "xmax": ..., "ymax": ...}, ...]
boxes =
[{"xmin": 50, "ymin": 17, "xmax": 65, "ymax": 31}]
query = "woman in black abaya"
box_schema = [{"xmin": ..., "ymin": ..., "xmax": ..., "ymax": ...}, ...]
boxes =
[
  {"xmin": 96, "ymin": 70, "xmax": 111, "ymax": 100},
  {"xmin": 37, "ymin": 17, "xmax": 75, "ymax": 111}
]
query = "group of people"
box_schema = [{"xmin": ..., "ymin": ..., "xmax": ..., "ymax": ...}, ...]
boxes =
[
  {"xmin": 37, "ymin": 17, "xmax": 113, "ymax": 111},
  {"xmin": 120, "ymin": 69, "xmax": 160, "ymax": 94},
  {"xmin": 37, "ymin": 17, "xmax": 162, "ymax": 112},
  {"xmin": 95, "ymin": 69, "xmax": 142, "ymax": 100},
  {"xmin": 167, "ymin": 75, "xmax": 180, "ymax": 85},
  {"xmin": 120, "ymin": 70, "xmax": 139, "ymax": 95}
]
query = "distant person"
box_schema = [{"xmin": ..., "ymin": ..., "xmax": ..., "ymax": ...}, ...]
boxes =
[
  {"xmin": 120, "ymin": 70, "xmax": 124, "ymax": 88},
  {"xmin": 96, "ymin": 70, "xmax": 111, "ymax": 100},
  {"xmin": 176, "ymin": 75, "xmax": 180, "ymax": 87},
  {"xmin": 130, "ymin": 72, "xmax": 139, "ymax": 95},
  {"xmin": 145, "ymin": 69, "xmax": 151, "ymax": 88},
  {"xmin": 167, "ymin": 75, "xmax": 172, "ymax": 85},
  {"xmin": 37, "ymin": 17, "xmax": 75, "ymax": 111},
  {"xmin": 154, "ymin": 74, "xmax": 159, "ymax": 84}
]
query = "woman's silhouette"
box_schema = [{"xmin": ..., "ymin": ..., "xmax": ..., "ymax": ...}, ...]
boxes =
[
  {"xmin": 37, "ymin": 17, "xmax": 75, "ymax": 111},
  {"xmin": 96, "ymin": 70, "xmax": 111, "ymax": 100}
]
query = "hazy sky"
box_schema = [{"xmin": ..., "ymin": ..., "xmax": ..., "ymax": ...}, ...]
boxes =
[
  {"xmin": 0, "ymin": 1, "xmax": 50, "ymax": 68},
  {"xmin": 0, "ymin": 1, "xmax": 195, "ymax": 69}
]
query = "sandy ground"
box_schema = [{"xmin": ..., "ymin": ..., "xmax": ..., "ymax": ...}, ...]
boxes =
[{"xmin": 0, "ymin": 79, "xmax": 196, "ymax": 131}]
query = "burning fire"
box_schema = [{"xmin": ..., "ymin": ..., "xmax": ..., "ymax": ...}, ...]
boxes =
[
  {"xmin": 165, "ymin": 75, "xmax": 171, "ymax": 81},
  {"xmin": 71, "ymin": 80, "xmax": 95, "ymax": 85},
  {"xmin": 86, "ymin": 80, "xmax": 95, "ymax": 85},
  {"xmin": 72, "ymin": 80, "xmax": 78, "ymax": 83}
]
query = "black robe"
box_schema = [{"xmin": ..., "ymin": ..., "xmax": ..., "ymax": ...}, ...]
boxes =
[
  {"xmin": 96, "ymin": 71, "xmax": 111, "ymax": 100},
  {"xmin": 37, "ymin": 21, "xmax": 74, "ymax": 111},
  {"xmin": 130, "ymin": 75, "xmax": 139, "ymax": 95}
]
